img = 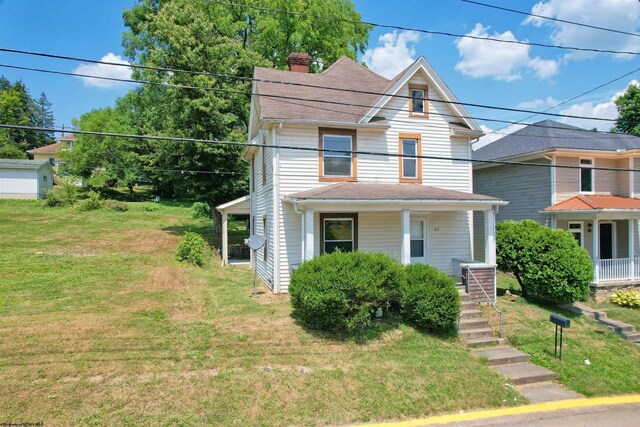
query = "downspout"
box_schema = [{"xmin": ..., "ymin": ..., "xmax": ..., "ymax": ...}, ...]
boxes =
[
  {"xmin": 272, "ymin": 123, "xmax": 281, "ymax": 293},
  {"xmin": 544, "ymin": 154, "xmax": 556, "ymax": 228},
  {"xmin": 469, "ymin": 136, "xmax": 477, "ymax": 260},
  {"xmin": 293, "ymin": 202, "xmax": 305, "ymax": 264}
]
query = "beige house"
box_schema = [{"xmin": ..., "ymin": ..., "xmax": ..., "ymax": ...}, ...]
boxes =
[
  {"xmin": 219, "ymin": 53, "xmax": 506, "ymax": 295},
  {"xmin": 473, "ymin": 120, "xmax": 640, "ymax": 291},
  {"xmin": 27, "ymin": 134, "xmax": 76, "ymax": 171}
]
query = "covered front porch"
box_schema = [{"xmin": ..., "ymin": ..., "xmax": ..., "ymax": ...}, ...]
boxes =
[
  {"xmin": 216, "ymin": 195, "xmax": 251, "ymax": 266},
  {"xmin": 545, "ymin": 195, "xmax": 640, "ymax": 286}
]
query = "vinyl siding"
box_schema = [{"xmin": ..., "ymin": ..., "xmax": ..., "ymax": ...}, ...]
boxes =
[
  {"xmin": 0, "ymin": 168, "xmax": 49, "ymax": 199},
  {"xmin": 555, "ymin": 156, "xmax": 629, "ymax": 202},
  {"xmin": 556, "ymin": 219, "xmax": 629, "ymax": 259}
]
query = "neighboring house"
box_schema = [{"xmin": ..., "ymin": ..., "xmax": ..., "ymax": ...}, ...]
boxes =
[
  {"xmin": 0, "ymin": 159, "xmax": 54, "ymax": 199},
  {"xmin": 473, "ymin": 120, "xmax": 640, "ymax": 289},
  {"xmin": 27, "ymin": 133, "xmax": 76, "ymax": 172},
  {"xmin": 218, "ymin": 53, "xmax": 506, "ymax": 294}
]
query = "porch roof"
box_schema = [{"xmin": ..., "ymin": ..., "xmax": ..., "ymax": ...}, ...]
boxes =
[
  {"xmin": 284, "ymin": 182, "xmax": 504, "ymax": 205},
  {"xmin": 215, "ymin": 195, "xmax": 250, "ymax": 214},
  {"xmin": 544, "ymin": 195, "xmax": 640, "ymax": 213}
]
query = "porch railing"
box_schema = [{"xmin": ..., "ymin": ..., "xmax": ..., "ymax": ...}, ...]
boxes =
[{"xmin": 599, "ymin": 257, "xmax": 640, "ymax": 281}]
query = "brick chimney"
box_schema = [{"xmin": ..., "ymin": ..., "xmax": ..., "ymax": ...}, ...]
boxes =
[{"xmin": 286, "ymin": 52, "xmax": 311, "ymax": 73}]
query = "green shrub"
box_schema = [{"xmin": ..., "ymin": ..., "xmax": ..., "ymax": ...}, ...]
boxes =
[
  {"xmin": 610, "ymin": 290, "xmax": 640, "ymax": 309},
  {"xmin": 192, "ymin": 202, "xmax": 211, "ymax": 219},
  {"xmin": 143, "ymin": 205, "xmax": 160, "ymax": 212},
  {"xmin": 497, "ymin": 220, "xmax": 592, "ymax": 303},
  {"xmin": 400, "ymin": 264, "xmax": 460, "ymax": 335},
  {"xmin": 104, "ymin": 200, "xmax": 129, "ymax": 212},
  {"xmin": 176, "ymin": 232, "xmax": 210, "ymax": 267},
  {"xmin": 289, "ymin": 251, "xmax": 404, "ymax": 334},
  {"xmin": 43, "ymin": 177, "xmax": 78, "ymax": 207},
  {"xmin": 76, "ymin": 190, "xmax": 103, "ymax": 211}
]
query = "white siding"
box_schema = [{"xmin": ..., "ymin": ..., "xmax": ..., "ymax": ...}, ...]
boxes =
[{"xmin": 0, "ymin": 168, "xmax": 45, "ymax": 199}]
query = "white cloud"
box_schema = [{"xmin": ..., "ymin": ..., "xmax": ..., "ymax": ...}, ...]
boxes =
[
  {"xmin": 363, "ymin": 31, "xmax": 421, "ymax": 78},
  {"xmin": 524, "ymin": 0, "xmax": 640, "ymax": 60},
  {"xmin": 72, "ymin": 53, "xmax": 132, "ymax": 89},
  {"xmin": 517, "ymin": 96, "xmax": 560, "ymax": 109},
  {"xmin": 455, "ymin": 24, "xmax": 559, "ymax": 81},
  {"xmin": 558, "ymin": 80, "xmax": 640, "ymax": 130},
  {"xmin": 474, "ymin": 123, "xmax": 526, "ymax": 149}
]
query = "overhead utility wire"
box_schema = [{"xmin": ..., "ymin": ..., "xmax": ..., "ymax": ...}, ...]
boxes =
[
  {"xmin": 460, "ymin": 0, "xmax": 640, "ymax": 39},
  {"xmin": 206, "ymin": 0, "xmax": 640, "ymax": 56},
  {"xmin": 2, "ymin": 63, "xmax": 632, "ymax": 139},
  {"xmin": 0, "ymin": 47, "xmax": 620, "ymax": 122},
  {"xmin": 4, "ymin": 123, "xmax": 640, "ymax": 173}
]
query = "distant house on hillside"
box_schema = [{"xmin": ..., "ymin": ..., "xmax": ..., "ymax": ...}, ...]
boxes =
[
  {"xmin": 0, "ymin": 159, "xmax": 54, "ymax": 199},
  {"xmin": 27, "ymin": 134, "xmax": 76, "ymax": 172}
]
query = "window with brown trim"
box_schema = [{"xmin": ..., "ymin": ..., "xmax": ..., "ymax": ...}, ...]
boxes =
[
  {"xmin": 409, "ymin": 84, "xmax": 428, "ymax": 117},
  {"xmin": 399, "ymin": 133, "xmax": 422, "ymax": 183},
  {"xmin": 318, "ymin": 128, "xmax": 357, "ymax": 182},
  {"xmin": 262, "ymin": 214, "xmax": 268, "ymax": 261},
  {"xmin": 320, "ymin": 213, "xmax": 358, "ymax": 254}
]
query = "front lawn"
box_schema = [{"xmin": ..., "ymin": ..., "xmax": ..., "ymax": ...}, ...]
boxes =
[
  {"xmin": 591, "ymin": 301, "xmax": 640, "ymax": 331},
  {"xmin": 482, "ymin": 295, "xmax": 640, "ymax": 397},
  {"xmin": 0, "ymin": 200, "xmax": 520, "ymax": 426}
]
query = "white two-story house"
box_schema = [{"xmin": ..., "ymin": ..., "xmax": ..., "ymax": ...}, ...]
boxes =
[{"xmin": 218, "ymin": 53, "xmax": 506, "ymax": 294}]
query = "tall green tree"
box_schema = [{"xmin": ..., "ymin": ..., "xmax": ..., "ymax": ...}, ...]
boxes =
[
  {"xmin": 36, "ymin": 92, "xmax": 56, "ymax": 144},
  {"xmin": 120, "ymin": 0, "xmax": 371, "ymax": 231},
  {"xmin": 614, "ymin": 84, "xmax": 640, "ymax": 136}
]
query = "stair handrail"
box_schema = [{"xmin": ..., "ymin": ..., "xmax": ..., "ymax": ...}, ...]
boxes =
[{"xmin": 467, "ymin": 267, "xmax": 503, "ymax": 338}]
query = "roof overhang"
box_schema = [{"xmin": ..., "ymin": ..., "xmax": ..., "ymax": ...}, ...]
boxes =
[
  {"xmin": 473, "ymin": 148, "xmax": 640, "ymax": 170},
  {"xmin": 216, "ymin": 195, "xmax": 250, "ymax": 214},
  {"xmin": 284, "ymin": 196, "xmax": 506, "ymax": 212}
]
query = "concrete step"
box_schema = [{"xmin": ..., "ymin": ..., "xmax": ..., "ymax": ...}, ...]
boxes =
[
  {"xmin": 459, "ymin": 318, "xmax": 489, "ymax": 330},
  {"xmin": 459, "ymin": 327, "xmax": 495, "ymax": 340},
  {"xmin": 621, "ymin": 331, "xmax": 640, "ymax": 341},
  {"xmin": 461, "ymin": 300, "xmax": 477, "ymax": 310},
  {"xmin": 465, "ymin": 337, "xmax": 505, "ymax": 347},
  {"xmin": 492, "ymin": 363, "xmax": 555, "ymax": 385},
  {"xmin": 460, "ymin": 309, "xmax": 484, "ymax": 319},
  {"xmin": 459, "ymin": 292, "xmax": 471, "ymax": 302},
  {"xmin": 599, "ymin": 318, "xmax": 635, "ymax": 334},
  {"xmin": 473, "ymin": 346, "xmax": 531, "ymax": 366},
  {"xmin": 517, "ymin": 382, "xmax": 583, "ymax": 403}
]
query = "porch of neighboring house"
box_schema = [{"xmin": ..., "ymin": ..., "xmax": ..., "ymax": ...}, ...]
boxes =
[
  {"xmin": 216, "ymin": 195, "xmax": 251, "ymax": 266},
  {"xmin": 545, "ymin": 195, "xmax": 640, "ymax": 290}
]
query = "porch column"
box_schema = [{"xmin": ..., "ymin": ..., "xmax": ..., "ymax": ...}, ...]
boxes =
[
  {"xmin": 221, "ymin": 211, "xmax": 228, "ymax": 266},
  {"xmin": 484, "ymin": 209, "xmax": 496, "ymax": 265},
  {"xmin": 592, "ymin": 218, "xmax": 600, "ymax": 282},
  {"xmin": 630, "ymin": 219, "xmax": 635, "ymax": 279},
  {"xmin": 304, "ymin": 209, "xmax": 314, "ymax": 261},
  {"xmin": 401, "ymin": 209, "xmax": 411, "ymax": 265}
]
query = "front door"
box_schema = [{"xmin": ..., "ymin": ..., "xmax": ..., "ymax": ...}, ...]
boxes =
[
  {"xmin": 410, "ymin": 219, "xmax": 427, "ymax": 264},
  {"xmin": 599, "ymin": 223, "xmax": 614, "ymax": 260}
]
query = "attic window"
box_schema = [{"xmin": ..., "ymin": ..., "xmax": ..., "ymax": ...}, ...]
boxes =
[{"xmin": 409, "ymin": 84, "xmax": 428, "ymax": 117}]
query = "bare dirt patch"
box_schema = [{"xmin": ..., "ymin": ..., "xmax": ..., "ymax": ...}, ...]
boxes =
[
  {"xmin": 82, "ymin": 228, "xmax": 180, "ymax": 255},
  {"xmin": 143, "ymin": 266, "xmax": 190, "ymax": 292}
]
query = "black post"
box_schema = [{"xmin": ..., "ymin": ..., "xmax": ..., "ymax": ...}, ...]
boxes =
[
  {"xmin": 554, "ymin": 324, "xmax": 558, "ymax": 356},
  {"xmin": 560, "ymin": 326, "xmax": 564, "ymax": 360}
]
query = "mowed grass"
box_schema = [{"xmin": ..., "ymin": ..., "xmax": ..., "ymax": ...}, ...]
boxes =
[
  {"xmin": 0, "ymin": 200, "xmax": 520, "ymax": 426},
  {"xmin": 591, "ymin": 301, "xmax": 640, "ymax": 331}
]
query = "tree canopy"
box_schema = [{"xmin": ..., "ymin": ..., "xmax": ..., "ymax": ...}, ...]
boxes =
[{"xmin": 614, "ymin": 83, "xmax": 640, "ymax": 136}]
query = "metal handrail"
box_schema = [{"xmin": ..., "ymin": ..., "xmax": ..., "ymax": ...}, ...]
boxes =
[{"xmin": 467, "ymin": 268, "xmax": 503, "ymax": 338}]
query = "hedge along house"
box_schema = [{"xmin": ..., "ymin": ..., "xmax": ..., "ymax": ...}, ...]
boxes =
[
  {"xmin": 473, "ymin": 120, "xmax": 640, "ymax": 293},
  {"xmin": 221, "ymin": 53, "xmax": 507, "ymax": 294}
]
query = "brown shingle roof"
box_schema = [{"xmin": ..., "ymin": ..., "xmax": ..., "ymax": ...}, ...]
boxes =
[
  {"xmin": 545, "ymin": 195, "xmax": 640, "ymax": 211},
  {"xmin": 286, "ymin": 182, "xmax": 500, "ymax": 201},
  {"xmin": 254, "ymin": 56, "xmax": 402, "ymax": 124},
  {"xmin": 27, "ymin": 142, "xmax": 61, "ymax": 154}
]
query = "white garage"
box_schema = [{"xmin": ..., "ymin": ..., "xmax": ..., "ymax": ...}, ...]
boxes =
[{"xmin": 0, "ymin": 159, "xmax": 54, "ymax": 199}]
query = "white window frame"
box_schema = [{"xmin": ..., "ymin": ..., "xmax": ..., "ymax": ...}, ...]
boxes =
[
  {"xmin": 322, "ymin": 134, "xmax": 353, "ymax": 178},
  {"xmin": 579, "ymin": 157, "xmax": 594, "ymax": 194},
  {"xmin": 568, "ymin": 221, "xmax": 584, "ymax": 248},
  {"xmin": 323, "ymin": 217, "xmax": 354, "ymax": 253},
  {"xmin": 409, "ymin": 216, "xmax": 429, "ymax": 264}
]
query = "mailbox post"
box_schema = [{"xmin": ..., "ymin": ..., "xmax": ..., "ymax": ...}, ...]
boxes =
[{"xmin": 550, "ymin": 314, "xmax": 570, "ymax": 359}]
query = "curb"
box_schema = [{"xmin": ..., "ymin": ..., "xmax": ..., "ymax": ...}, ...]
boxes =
[{"xmin": 358, "ymin": 395, "xmax": 640, "ymax": 427}]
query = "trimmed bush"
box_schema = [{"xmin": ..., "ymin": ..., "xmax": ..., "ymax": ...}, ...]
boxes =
[
  {"xmin": 400, "ymin": 264, "xmax": 460, "ymax": 335},
  {"xmin": 611, "ymin": 290, "xmax": 640, "ymax": 309},
  {"xmin": 104, "ymin": 200, "xmax": 129, "ymax": 212},
  {"xmin": 176, "ymin": 232, "xmax": 209, "ymax": 267},
  {"xmin": 289, "ymin": 251, "xmax": 404, "ymax": 334},
  {"xmin": 76, "ymin": 190, "xmax": 103, "ymax": 211},
  {"xmin": 497, "ymin": 220, "xmax": 592, "ymax": 303},
  {"xmin": 192, "ymin": 202, "xmax": 212, "ymax": 219}
]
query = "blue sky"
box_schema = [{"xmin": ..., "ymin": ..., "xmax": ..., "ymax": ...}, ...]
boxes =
[{"xmin": 1, "ymin": 0, "xmax": 639, "ymax": 145}]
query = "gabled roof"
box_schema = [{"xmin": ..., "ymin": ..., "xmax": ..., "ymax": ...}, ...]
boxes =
[
  {"xmin": 253, "ymin": 56, "xmax": 480, "ymax": 132},
  {"xmin": 544, "ymin": 195, "xmax": 640, "ymax": 212},
  {"xmin": 473, "ymin": 120, "xmax": 640, "ymax": 162},
  {"xmin": 0, "ymin": 159, "xmax": 52, "ymax": 170},
  {"xmin": 27, "ymin": 142, "xmax": 61, "ymax": 155},
  {"xmin": 284, "ymin": 182, "xmax": 501, "ymax": 202}
]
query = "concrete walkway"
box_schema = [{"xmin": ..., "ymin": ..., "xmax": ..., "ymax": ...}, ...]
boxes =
[{"xmin": 561, "ymin": 302, "xmax": 640, "ymax": 346}]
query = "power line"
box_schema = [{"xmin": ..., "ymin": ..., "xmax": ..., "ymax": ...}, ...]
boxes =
[
  {"xmin": 0, "ymin": 47, "xmax": 621, "ymax": 122},
  {"xmin": 206, "ymin": 0, "xmax": 640, "ymax": 57},
  {"xmin": 3, "ymin": 62, "xmax": 633, "ymax": 139},
  {"xmin": 460, "ymin": 0, "xmax": 640, "ymax": 39},
  {"xmin": 5, "ymin": 123, "xmax": 640, "ymax": 173}
]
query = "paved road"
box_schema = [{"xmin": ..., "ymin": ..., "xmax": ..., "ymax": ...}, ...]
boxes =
[{"xmin": 437, "ymin": 403, "xmax": 640, "ymax": 426}]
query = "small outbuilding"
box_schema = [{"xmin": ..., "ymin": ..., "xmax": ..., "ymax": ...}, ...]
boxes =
[{"xmin": 0, "ymin": 159, "xmax": 54, "ymax": 199}]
